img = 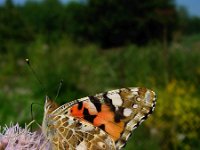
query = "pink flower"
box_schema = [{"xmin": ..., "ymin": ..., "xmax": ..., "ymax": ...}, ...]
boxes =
[{"xmin": 0, "ymin": 123, "xmax": 50, "ymax": 150}]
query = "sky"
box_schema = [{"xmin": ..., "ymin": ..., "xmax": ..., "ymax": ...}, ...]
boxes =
[
  {"xmin": 0, "ymin": 0, "xmax": 199, "ymax": 17},
  {"xmin": 176, "ymin": 0, "xmax": 200, "ymax": 16}
]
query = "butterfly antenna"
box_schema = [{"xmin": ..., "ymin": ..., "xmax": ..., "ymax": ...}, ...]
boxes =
[
  {"xmin": 25, "ymin": 59, "xmax": 47, "ymax": 94},
  {"xmin": 55, "ymin": 79, "xmax": 63, "ymax": 101}
]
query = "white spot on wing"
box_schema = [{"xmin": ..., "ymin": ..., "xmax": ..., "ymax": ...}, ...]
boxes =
[
  {"xmin": 145, "ymin": 90, "xmax": 151, "ymax": 103},
  {"xmin": 107, "ymin": 93, "xmax": 123, "ymax": 106},
  {"xmin": 123, "ymin": 108, "xmax": 132, "ymax": 117},
  {"xmin": 136, "ymin": 97, "xmax": 141, "ymax": 101},
  {"xmin": 132, "ymin": 104, "xmax": 138, "ymax": 109}
]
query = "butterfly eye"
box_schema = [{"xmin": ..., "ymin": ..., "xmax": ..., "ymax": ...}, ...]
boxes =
[{"xmin": 48, "ymin": 104, "xmax": 54, "ymax": 110}]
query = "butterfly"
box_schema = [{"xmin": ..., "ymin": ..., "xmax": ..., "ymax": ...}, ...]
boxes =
[{"xmin": 42, "ymin": 87, "xmax": 156, "ymax": 150}]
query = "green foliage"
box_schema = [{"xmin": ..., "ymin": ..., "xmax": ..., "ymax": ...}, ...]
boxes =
[
  {"xmin": 177, "ymin": 6, "xmax": 200, "ymax": 35},
  {"xmin": 148, "ymin": 81, "xmax": 200, "ymax": 150},
  {"xmin": 65, "ymin": 0, "xmax": 178, "ymax": 47},
  {"xmin": 0, "ymin": 1, "xmax": 34, "ymax": 53},
  {"xmin": 0, "ymin": 0, "xmax": 179, "ymax": 49},
  {"xmin": 185, "ymin": 17, "xmax": 200, "ymax": 34},
  {"xmin": 1, "ymin": 34, "xmax": 200, "ymax": 149}
]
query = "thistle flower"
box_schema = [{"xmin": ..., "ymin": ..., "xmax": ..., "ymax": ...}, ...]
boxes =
[{"xmin": 0, "ymin": 123, "xmax": 50, "ymax": 150}]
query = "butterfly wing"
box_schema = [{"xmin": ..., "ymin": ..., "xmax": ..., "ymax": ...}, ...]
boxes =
[
  {"xmin": 51, "ymin": 87, "xmax": 156, "ymax": 149},
  {"xmin": 42, "ymin": 97, "xmax": 115, "ymax": 150}
]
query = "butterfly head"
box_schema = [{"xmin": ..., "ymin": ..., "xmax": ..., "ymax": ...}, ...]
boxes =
[
  {"xmin": 42, "ymin": 96, "xmax": 59, "ymax": 138},
  {"xmin": 44, "ymin": 96, "xmax": 59, "ymax": 114}
]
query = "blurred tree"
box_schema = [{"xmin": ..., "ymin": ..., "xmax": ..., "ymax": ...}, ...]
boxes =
[
  {"xmin": 176, "ymin": 6, "xmax": 189, "ymax": 31},
  {"xmin": 66, "ymin": 0, "xmax": 178, "ymax": 48},
  {"xmin": 177, "ymin": 6, "xmax": 200, "ymax": 35},
  {"xmin": 22, "ymin": 0, "xmax": 65, "ymax": 43},
  {"xmin": 185, "ymin": 17, "xmax": 200, "ymax": 34},
  {"xmin": 0, "ymin": 0, "xmax": 34, "ymax": 54},
  {"xmin": 5, "ymin": 0, "xmax": 14, "ymax": 8},
  {"xmin": 0, "ymin": 0, "xmax": 179, "ymax": 49},
  {"xmin": 64, "ymin": 2, "xmax": 87, "ymax": 41}
]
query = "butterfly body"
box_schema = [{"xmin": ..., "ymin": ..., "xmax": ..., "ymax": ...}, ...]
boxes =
[{"xmin": 42, "ymin": 87, "xmax": 156, "ymax": 150}]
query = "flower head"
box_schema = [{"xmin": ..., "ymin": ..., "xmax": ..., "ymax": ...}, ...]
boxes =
[{"xmin": 0, "ymin": 123, "xmax": 50, "ymax": 150}]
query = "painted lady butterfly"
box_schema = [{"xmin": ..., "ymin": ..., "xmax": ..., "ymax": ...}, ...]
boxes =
[{"xmin": 42, "ymin": 87, "xmax": 156, "ymax": 150}]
